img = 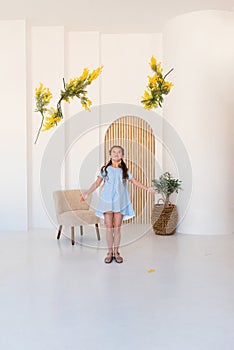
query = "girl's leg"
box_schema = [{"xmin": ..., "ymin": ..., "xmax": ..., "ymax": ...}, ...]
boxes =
[
  {"xmin": 113, "ymin": 212, "xmax": 123, "ymax": 262},
  {"xmin": 104, "ymin": 212, "xmax": 114, "ymax": 263}
]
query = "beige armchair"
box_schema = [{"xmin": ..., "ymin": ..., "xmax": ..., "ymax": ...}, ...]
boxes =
[{"xmin": 53, "ymin": 190, "xmax": 100, "ymax": 245}]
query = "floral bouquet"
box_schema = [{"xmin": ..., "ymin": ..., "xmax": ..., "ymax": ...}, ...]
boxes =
[
  {"xmin": 141, "ymin": 56, "xmax": 173, "ymax": 109},
  {"xmin": 34, "ymin": 66, "xmax": 103, "ymax": 144}
]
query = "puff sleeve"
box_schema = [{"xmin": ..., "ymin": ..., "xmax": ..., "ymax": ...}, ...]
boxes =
[
  {"xmin": 97, "ymin": 170, "xmax": 105, "ymax": 179},
  {"xmin": 127, "ymin": 170, "xmax": 133, "ymax": 180}
]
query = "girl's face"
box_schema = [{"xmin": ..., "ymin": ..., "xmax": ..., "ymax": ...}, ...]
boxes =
[{"xmin": 110, "ymin": 147, "xmax": 123, "ymax": 161}]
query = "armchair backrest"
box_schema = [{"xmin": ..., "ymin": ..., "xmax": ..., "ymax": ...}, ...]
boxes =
[{"xmin": 53, "ymin": 190, "xmax": 91, "ymax": 215}]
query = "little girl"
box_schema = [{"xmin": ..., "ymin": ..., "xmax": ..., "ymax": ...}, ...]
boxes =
[{"xmin": 80, "ymin": 145, "xmax": 156, "ymax": 264}]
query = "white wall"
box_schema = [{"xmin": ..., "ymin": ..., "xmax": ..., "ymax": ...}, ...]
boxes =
[
  {"xmin": 163, "ymin": 10, "xmax": 234, "ymax": 234},
  {"xmin": 100, "ymin": 33, "xmax": 163, "ymax": 177},
  {"xmin": 2, "ymin": 13, "xmax": 234, "ymax": 232},
  {"xmin": 28, "ymin": 30, "xmax": 163, "ymax": 229},
  {"xmin": 28, "ymin": 29, "xmax": 164, "ymax": 228},
  {"xmin": 0, "ymin": 20, "xmax": 28, "ymax": 230},
  {"xmin": 101, "ymin": 34, "xmax": 163, "ymax": 105}
]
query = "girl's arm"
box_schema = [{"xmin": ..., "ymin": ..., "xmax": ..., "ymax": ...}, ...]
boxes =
[
  {"xmin": 130, "ymin": 177, "xmax": 156, "ymax": 194},
  {"xmin": 80, "ymin": 176, "xmax": 103, "ymax": 201}
]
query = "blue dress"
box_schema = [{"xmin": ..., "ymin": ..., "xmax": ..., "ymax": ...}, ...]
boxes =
[{"xmin": 95, "ymin": 166, "xmax": 135, "ymax": 221}]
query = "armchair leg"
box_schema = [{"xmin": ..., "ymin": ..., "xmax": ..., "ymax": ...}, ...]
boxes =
[
  {"xmin": 80, "ymin": 225, "xmax": 83, "ymax": 236},
  {"xmin": 57, "ymin": 225, "xmax": 63, "ymax": 240},
  {"xmin": 71, "ymin": 226, "xmax": 75, "ymax": 245},
  {"xmin": 95, "ymin": 223, "xmax": 100, "ymax": 241}
]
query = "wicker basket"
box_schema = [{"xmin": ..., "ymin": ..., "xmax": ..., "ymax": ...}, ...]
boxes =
[{"xmin": 151, "ymin": 198, "xmax": 178, "ymax": 235}]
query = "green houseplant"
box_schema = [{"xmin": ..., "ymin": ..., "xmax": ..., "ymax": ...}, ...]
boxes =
[
  {"xmin": 152, "ymin": 172, "xmax": 182, "ymax": 207},
  {"xmin": 151, "ymin": 172, "xmax": 182, "ymax": 235}
]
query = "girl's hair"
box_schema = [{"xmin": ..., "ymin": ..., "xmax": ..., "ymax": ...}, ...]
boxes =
[{"xmin": 100, "ymin": 145, "xmax": 129, "ymax": 183}]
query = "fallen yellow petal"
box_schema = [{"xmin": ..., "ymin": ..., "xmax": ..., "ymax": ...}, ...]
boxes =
[{"xmin": 147, "ymin": 268, "xmax": 155, "ymax": 273}]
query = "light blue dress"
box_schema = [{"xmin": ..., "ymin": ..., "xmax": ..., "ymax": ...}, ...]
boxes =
[{"xmin": 95, "ymin": 166, "xmax": 135, "ymax": 221}]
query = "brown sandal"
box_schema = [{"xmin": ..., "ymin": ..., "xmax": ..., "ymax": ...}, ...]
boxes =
[
  {"xmin": 104, "ymin": 251, "xmax": 114, "ymax": 264},
  {"xmin": 114, "ymin": 251, "xmax": 123, "ymax": 263}
]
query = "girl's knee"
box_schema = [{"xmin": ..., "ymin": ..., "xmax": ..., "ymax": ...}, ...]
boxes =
[
  {"xmin": 105, "ymin": 225, "xmax": 113, "ymax": 229},
  {"xmin": 113, "ymin": 213, "xmax": 123, "ymax": 227},
  {"xmin": 113, "ymin": 224, "xmax": 121, "ymax": 230}
]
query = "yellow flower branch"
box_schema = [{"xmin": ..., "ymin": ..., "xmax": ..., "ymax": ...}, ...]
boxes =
[
  {"xmin": 141, "ymin": 56, "xmax": 173, "ymax": 110},
  {"xmin": 34, "ymin": 66, "xmax": 103, "ymax": 144}
]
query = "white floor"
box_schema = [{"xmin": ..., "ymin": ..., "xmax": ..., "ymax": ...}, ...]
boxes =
[{"xmin": 0, "ymin": 225, "xmax": 234, "ymax": 350}]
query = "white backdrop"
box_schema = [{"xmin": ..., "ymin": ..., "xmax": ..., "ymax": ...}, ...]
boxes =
[{"xmin": 0, "ymin": 10, "xmax": 233, "ymax": 233}]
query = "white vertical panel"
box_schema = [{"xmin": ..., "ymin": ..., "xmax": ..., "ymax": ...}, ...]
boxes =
[
  {"xmin": 31, "ymin": 26, "xmax": 65, "ymax": 228},
  {"xmin": 164, "ymin": 11, "xmax": 234, "ymax": 234},
  {"xmin": 0, "ymin": 20, "xmax": 27, "ymax": 230},
  {"xmin": 65, "ymin": 32, "xmax": 101, "ymax": 190}
]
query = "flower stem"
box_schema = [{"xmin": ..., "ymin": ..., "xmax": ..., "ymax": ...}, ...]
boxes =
[
  {"xmin": 57, "ymin": 97, "xmax": 64, "ymax": 119},
  {"xmin": 163, "ymin": 68, "xmax": 174, "ymax": 80},
  {"xmin": 34, "ymin": 111, "xmax": 45, "ymax": 144}
]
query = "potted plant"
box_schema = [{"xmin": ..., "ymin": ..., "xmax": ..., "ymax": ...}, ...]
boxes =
[{"xmin": 151, "ymin": 172, "xmax": 182, "ymax": 235}]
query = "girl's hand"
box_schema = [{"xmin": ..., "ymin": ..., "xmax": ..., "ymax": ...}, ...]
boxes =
[
  {"xmin": 80, "ymin": 192, "xmax": 88, "ymax": 202},
  {"xmin": 147, "ymin": 187, "xmax": 156, "ymax": 194}
]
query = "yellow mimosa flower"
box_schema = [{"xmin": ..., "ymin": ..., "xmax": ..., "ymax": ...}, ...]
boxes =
[
  {"xmin": 86, "ymin": 99, "xmax": 92, "ymax": 107},
  {"xmin": 63, "ymin": 96, "xmax": 70, "ymax": 104},
  {"xmin": 88, "ymin": 66, "xmax": 104, "ymax": 82},
  {"xmin": 81, "ymin": 97, "xmax": 92, "ymax": 111},
  {"xmin": 66, "ymin": 78, "xmax": 76, "ymax": 89},
  {"xmin": 47, "ymin": 107, "xmax": 61, "ymax": 119},
  {"xmin": 142, "ymin": 90, "xmax": 151, "ymax": 100},
  {"xmin": 141, "ymin": 55, "xmax": 173, "ymax": 111},
  {"xmin": 41, "ymin": 111, "xmax": 62, "ymax": 132},
  {"xmin": 81, "ymin": 102, "xmax": 91, "ymax": 112},
  {"xmin": 157, "ymin": 62, "xmax": 163, "ymax": 74},
  {"xmin": 48, "ymin": 107, "xmax": 57, "ymax": 114},
  {"xmin": 73, "ymin": 77, "xmax": 79, "ymax": 85},
  {"xmin": 81, "ymin": 102, "xmax": 88, "ymax": 110},
  {"xmin": 80, "ymin": 68, "xmax": 89, "ymax": 81},
  {"xmin": 43, "ymin": 91, "xmax": 53, "ymax": 103},
  {"xmin": 45, "ymin": 116, "xmax": 53, "ymax": 122},
  {"xmin": 162, "ymin": 81, "xmax": 173, "ymax": 93},
  {"xmin": 35, "ymin": 65, "xmax": 103, "ymax": 143},
  {"xmin": 158, "ymin": 77, "xmax": 164, "ymax": 84},
  {"xmin": 41, "ymin": 122, "xmax": 54, "ymax": 132},
  {"xmin": 35, "ymin": 83, "xmax": 43, "ymax": 97},
  {"xmin": 149, "ymin": 55, "xmax": 157, "ymax": 69},
  {"xmin": 54, "ymin": 116, "xmax": 62, "ymax": 123},
  {"xmin": 152, "ymin": 100, "xmax": 158, "ymax": 108},
  {"xmin": 148, "ymin": 74, "xmax": 159, "ymax": 85},
  {"xmin": 142, "ymin": 101, "xmax": 153, "ymax": 110}
]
